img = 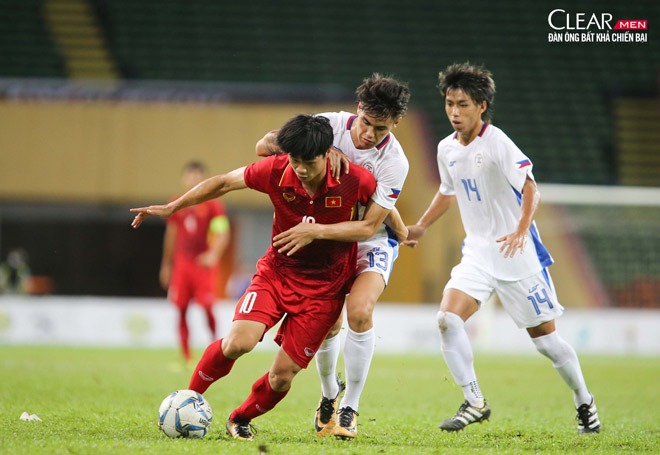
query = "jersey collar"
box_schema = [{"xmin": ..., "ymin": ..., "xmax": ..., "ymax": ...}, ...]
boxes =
[
  {"xmin": 278, "ymin": 158, "xmax": 340, "ymax": 196},
  {"xmin": 453, "ymin": 123, "xmax": 489, "ymax": 140}
]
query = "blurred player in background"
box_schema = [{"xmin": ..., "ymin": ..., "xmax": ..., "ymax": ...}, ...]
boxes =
[
  {"xmin": 405, "ymin": 62, "xmax": 600, "ymax": 435},
  {"xmin": 256, "ymin": 74, "xmax": 410, "ymax": 439},
  {"xmin": 0, "ymin": 248, "xmax": 31, "ymax": 294},
  {"xmin": 161, "ymin": 161, "xmax": 230, "ymax": 362},
  {"xmin": 131, "ymin": 114, "xmax": 382, "ymax": 441}
]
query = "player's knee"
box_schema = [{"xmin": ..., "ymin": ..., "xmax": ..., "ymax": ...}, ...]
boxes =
[
  {"xmin": 347, "ymin": 298, "xmax": 376, "ymax": 332},
  {"xmin": 268, "ymin": 369, "xmax": 295, "ymax": 392},
  {"xmin": 221, "ymin": 335, "xmax": 256, "ymax": 358},
  {"xmin": 326, "ymin": 323, "xmax": 341, "ymax": 339},
  {"xmin": 437, "ymin": 310, "xmax": 463, "ymax": 333},
  {"xmin": 532, "ymin": 332, "xmax": 569, "ymax": 363}
]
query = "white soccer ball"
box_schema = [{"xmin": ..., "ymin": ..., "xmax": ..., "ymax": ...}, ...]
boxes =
[{"xmin": 158, "ymin": 390, "xmax": 213, "ymax": 438}]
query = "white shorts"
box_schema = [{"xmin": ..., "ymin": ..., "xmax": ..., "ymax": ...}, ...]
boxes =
[
  {"xmin": 356, "ymin": 235, "xmax": 399, "ymax": 286},
  {"xmin": 445, "ymin": 259, "xmax": 564, "ymax": 329}
]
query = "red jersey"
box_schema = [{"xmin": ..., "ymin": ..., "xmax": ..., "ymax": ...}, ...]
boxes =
[
  {"xmin": 244, "ymin": 154, "xmax": 376, "ymax": 300},
  {"xmin": 167, "ymin": 199, "xmax": 226, "ymax": 260}
]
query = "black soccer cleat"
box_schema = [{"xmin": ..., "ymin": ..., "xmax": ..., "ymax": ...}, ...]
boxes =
[
  {"xmin": 314, "ymin": 375, "xmax": 346, "ymax": 437},
  {"xmin": 438, "ymin": 400, "xmax": 491, "ymax": 432},
  {"xmin": 333, "ymin": 406, "xmax": 359, "ymax": 439},
  {"xmin": 226, "ymin": 417, "xmax": 256, "ymax": 440},
  {"xmin": 576, "ymin": 395, "xmax": 601, "ymax": 434}
]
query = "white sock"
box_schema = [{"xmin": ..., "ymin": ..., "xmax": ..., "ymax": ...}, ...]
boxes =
[
  {"xmin": 339, "ymin": 327, "xmax": 375, "ymax": 411},
  {"xmin": 532, "ymin": 331, "xmax": 591, "ymax": 407},
  {"xmin": 438, "ymin": 311, "xmax": 483, "ymax": 407},
  {"xmin": 315, "ymin": 333, "xmax": 341, "ymax": 399}
]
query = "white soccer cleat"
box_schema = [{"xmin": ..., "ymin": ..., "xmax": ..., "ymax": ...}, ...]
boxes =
[
  {"xmin": 438, "ymin": 400, "xmax": 491, "ymax": 432},
  {"xmin": 576, "ymin": 395, "xmax": 601, "ymax": 434}
]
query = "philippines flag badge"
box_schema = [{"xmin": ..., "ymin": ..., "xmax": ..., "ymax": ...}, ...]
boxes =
[
  {"xmin": 516, "ymin": 159, "xmax": 531, "ymax": 169},
  {"xmin": 388, "ymin": 188, "xmax": 401, "ymax": 199}
]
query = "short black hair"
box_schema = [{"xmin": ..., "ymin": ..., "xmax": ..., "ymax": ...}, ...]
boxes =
[
  {"xmin": 277, "ymin": 114, "xmax": 332, "ymax": 161},
  {"xmin": 356, "ymin": 73, "xmax": 410, "ymax": 121},
  {"xmin": 182, "ymin": 161, "xmax": 206, "ymax": 174},
  {"xmin": 438, "ymin": 62, "xmax": 496, "ymax": 122}
]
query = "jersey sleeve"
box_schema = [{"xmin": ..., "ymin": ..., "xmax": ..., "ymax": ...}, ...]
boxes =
[
  {"xmin": 244, "ymin": 155, "xmax": 277, "ymax": 193},
  {"xmin": 371, "ymin": 150, "xmax": 409, "ymax": 210},
  {"xmin": 315, "ymin": 112, "xmax": 345, "ymax": 136},
  {"xmin": 437, "ymin": 142, "xmax": 455, "ymax": 196},
  {"xmin": 496, "ymin": 133, "xmax": 535, "ymax": 193}
]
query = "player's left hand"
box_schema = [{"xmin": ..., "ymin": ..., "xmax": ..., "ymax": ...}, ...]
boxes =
[
  {"xmin": 272, "ymin": 223, "xmax": 321, "ymax": 256},
  {"xmin": 496, "ymin": 230, "xmax": 527, "ymax": 258},
  {"xmin": 328, "ymin": 146, "xmax": 351, "ymax": 179}
]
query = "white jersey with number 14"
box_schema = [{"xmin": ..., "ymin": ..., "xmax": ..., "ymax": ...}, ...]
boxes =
[{"xmin": 437, "ymin": 123, "xmax": 553, "ymax": 281}]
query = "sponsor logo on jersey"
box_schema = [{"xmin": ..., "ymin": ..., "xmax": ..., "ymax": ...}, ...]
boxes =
[
  {"xmin": 474, "ymin": 153, "xmax": 484, "ymax": 168},
  {"xmin": 198, "ymin": 370, "xmax": 214, "ymax": 382},
  {"xmin": 282, "ymin": 192, "xmax": 296, "ymax": 202},
  {"xmin": 449, "ymin": 160, "xmax": 456, "ymax": 167},
  {"xmin": 325, "ymin": 196, "xmax": 342, "ymax": 207},
  {"xmin": 529, "ymin": 284, "xmax": 539, "ymax": 293},
  {"xmin": 304, "ymin": 347, "xmax": 315, "ymax": 357},
  {"xmin": 388, "ymin": 188, "xmax": 401, "ymax": 199},
  {"xmin": 517, "ymin": 159, "xmax": 532, "ymax": 169}
]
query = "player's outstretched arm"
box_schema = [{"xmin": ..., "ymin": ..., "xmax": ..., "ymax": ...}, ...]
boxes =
[
  {"xmin": 273, "ymin": 199, "xmax": 390, "ymax": 256},
  {"xmin": 130, "ymin": 167, "xmax": 247, "ymax": 229},
  {"xmin": 384, "ymin": 206, "xmax": 408, "ymax": 243},
  {"xmin": 256, "ymin": 130, "xmax": 282, "ymax": 157},
  {"xmin": 496, "ymin": 176, "xmax": 540, "ymax": 258},
  {"xmin": 403, "ymin": 189, "xmax": 455, "ymax": 247}
]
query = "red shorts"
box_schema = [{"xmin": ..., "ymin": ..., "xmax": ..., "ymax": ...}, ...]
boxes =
[
  {"xmin": 234, "ymin": 260, "xmax": 345, "ymax": 368},
  {"xmin": 169, "ymin": 256, "xmax": 216, "ymax": 310}
]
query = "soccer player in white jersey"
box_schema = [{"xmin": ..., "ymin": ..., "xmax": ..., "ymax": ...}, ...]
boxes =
[
  {"xmin": 256, "ymin": 74, "xmax": 410, "ymax": 439},
  {"xmin": 405, "ymin": 63, "xmax": 600, "ymax": 434}
]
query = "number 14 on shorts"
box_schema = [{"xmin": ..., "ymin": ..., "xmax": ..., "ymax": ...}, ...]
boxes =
[{"xmin": 527, "ymin": 287, "xmax": 554, "ymax": 316}]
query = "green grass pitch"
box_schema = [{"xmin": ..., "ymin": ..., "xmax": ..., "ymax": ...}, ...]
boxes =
[{"xmin": 2, "ymin": 346, "xmax": 659, "ymax": 454}]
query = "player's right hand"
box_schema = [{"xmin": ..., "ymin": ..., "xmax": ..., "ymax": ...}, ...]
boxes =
[
  {"xmin": 159, "ymin": 264, "xmax": 171, "ymax": 290},
  {"xmin": 130, "ymin": 204, "xmax": 174, "ymax": 229},
  {"xmin": 402, "ymin": 224, "xmax": 425, "ymax": 248}
]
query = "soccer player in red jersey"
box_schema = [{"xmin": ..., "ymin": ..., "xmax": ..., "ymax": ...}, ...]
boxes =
[
  {"xmin": 130, "ymin": 114, "xmax": 380, "ymax": 440},
  {"xmin": 161, "ymin": 162, "xmax": 230, "ymax": 362}
]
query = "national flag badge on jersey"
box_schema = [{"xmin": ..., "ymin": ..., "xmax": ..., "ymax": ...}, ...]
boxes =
[
  {"xmin": 325, "ymin": 196, "xmax": 342, "ymax": 207},
  {"xmin": 516, "ymin": 159, "xmax": 531, "ymax": 169},
  {"xmin": 387, "ymin": 188, "xmax": 401, "ymax": 199}
]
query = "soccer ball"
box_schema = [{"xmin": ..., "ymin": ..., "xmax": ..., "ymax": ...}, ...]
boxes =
[{"xmin": 158, "ymin": 390, "xmax": 213, "ymax": 438}]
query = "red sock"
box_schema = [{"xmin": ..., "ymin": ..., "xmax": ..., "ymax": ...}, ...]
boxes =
[
  {"xmin": 178, "ymin": 308, "xmax": 190, "ymax": 361},
  {"xmin": 188, "ymin": 339, "xmax": 235, "ymax": 394},
  {"xmin": 204, "ymin": 307, "xmax": 217, "ymax": 339},
  {"xmin": 230, "ymin": 372, "xmax": 289, "ymax": 421}
]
